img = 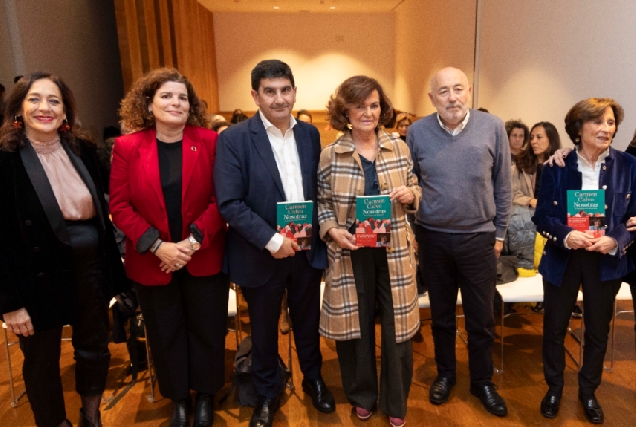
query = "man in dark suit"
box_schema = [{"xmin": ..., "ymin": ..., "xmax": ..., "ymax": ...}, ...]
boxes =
[{"xmin": 215, "ymin": 60, "xmax": 334, "ymax": 427}]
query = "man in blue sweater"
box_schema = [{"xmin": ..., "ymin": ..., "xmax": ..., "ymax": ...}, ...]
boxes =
[{"xmin": 407, "ymin": 67, "xmax": 511, "ymax": 417}]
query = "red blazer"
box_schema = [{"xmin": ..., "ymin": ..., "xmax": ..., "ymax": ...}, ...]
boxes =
[{"xmin": 110, "ymin": 125, "xmax": 226, "ymax": 285}]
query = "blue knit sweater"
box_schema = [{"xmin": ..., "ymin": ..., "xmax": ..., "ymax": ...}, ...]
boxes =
[{"xmin": 406, "ymin": 109, "xmax": 511, "ymax": 239}]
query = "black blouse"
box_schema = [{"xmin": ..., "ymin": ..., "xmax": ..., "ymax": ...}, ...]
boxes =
[{"xmin": 157, "ymin": 139, "xmax": 183, "ymax": 242}]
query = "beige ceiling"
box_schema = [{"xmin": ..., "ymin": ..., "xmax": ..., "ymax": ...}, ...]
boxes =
[{"xmin": 198, "ymin": 0, "xmax": 405, "ymax": 13}]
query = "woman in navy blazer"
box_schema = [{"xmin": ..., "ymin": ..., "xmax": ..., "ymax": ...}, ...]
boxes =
[
  {"xmin": 110, "ymin": 68, "xmax": 228, "ymax": 427},
  {"xmin": 532, "ymin": 98, "xmax": 636, "ymax": 423}
]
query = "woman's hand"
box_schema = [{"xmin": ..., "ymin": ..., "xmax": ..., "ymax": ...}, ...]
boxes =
[
  {"xmin": 586, "ymin": 236, "xmax": 618, "ymax": 254},
  {"xmin": 545, "ymin": 148, "xmax": 572, "ymax": 167},
  {"xmin": 627, "ymin": 216, "xmax": 636, "ymax": 231},
  {"xmin": 3, "ymin": 308, "xmax": 34, "ymax": 336},
  {"xmin": 328, "ymin": 228, "xmax": 358, "ymax": 251},
  {"xmin": 155, "ymin": 241, "xmax": 192, "ymax": 273},
  {"xmin": 390, "ymin": 185, "xmax": 414, "ymax": 205},
  {"xmin": 529, "ymin": 198, "xmax": 537, "ymax": 208},
  {"xmin": 565, "ymin": 230, "xmax": 594, "ymax": 249}
]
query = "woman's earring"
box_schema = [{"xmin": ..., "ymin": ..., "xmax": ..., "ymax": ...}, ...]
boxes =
[
  {"xmin": 58, "ymin": 119, "xmax": 71, "ymax": 133},
  {"xmin": 346, "ymin": 123, "xmax": 353, "ymax": 130},
  {"xmin": 12, "ymin": 115, "xmax": 24, "ymax": 129},
  {"xmin": 575, "ymin": 137, "xmax": 580, "ymax": 143}
]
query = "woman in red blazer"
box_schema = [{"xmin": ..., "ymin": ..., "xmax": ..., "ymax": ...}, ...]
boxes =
[{"xmin": 110, "ymin": 68, "xmax": 228, "ymax": 427}]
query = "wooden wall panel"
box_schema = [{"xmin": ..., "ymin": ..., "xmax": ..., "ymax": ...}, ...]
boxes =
[{"xmin": 113, "ymin": 0, "xmax": 219, "ymax": 112}]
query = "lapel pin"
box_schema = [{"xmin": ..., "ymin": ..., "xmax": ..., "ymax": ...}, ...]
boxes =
[{"xmin": 191, "ymin": 146, "xmax": 197, "ymax": 151}]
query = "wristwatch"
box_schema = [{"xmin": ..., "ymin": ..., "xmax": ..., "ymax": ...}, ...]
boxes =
[{"xmin": 188, "ymin": 234, "xmax": 201, "ymax": 251}]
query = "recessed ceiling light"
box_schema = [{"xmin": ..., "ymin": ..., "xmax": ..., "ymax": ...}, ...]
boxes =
[
  {"xmin": 273, "ymin": 6, "xmax": 279, "ymax": 9},
  {"xmin": 330, "ymin": 6, "xmax": 336, "ymax": 9}
]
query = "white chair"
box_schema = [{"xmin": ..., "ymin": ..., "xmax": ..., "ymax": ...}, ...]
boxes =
[
  {"xmin": 496, "ymin": 274, "xmax": 545, "ymax": 373},
  {"xmin": 418, "ymin": 290, "xmax": 467, "ymax": 344},
  {"xmin": 605, "ymin": 282, "xmax": 634, "ymax": 372}
]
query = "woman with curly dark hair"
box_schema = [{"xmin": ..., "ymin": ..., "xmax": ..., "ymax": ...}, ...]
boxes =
[
  {"xmin": 110, "ymin": 68, "xmax": 228, "ymax": 427},
  {"xmin": 0, "ymin": 72, "xmax": 127, "ymax": 427},
  {"xmin": 318, "ymin": 75, "xmax": 421, "ymax": 427},
  {"xmin": 505, "ymin": 119, "xmax": 529, "ymax": 159}
]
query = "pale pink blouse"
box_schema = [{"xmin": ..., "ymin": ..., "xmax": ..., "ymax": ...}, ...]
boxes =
[{"xmin": 31, "ymin": 138, "xmax": 96, "ymax": 220}]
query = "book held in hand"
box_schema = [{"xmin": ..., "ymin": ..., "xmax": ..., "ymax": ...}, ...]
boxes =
[
  {"xmin": 276, "ymin": 201, "xmax": 313, "ymax": 251},
  {"xmin": 355, "ymin": 195, "xmax": 391, "ymax": 248},
  {"xmin": 566, "ymin": 190, "xmax": 606, "ymax": 238}
]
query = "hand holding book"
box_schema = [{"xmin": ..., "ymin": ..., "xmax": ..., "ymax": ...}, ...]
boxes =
[
  {"xmin": 585, "ymin": 236, "xmax": 617, "ymax": 254},
  {"xmin": 328, "ymin": 228, "xmax": 358, "ymax": 251}
]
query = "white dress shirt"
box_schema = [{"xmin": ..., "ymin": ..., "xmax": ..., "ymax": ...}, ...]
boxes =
[
  {"xmin": 437, "ymin": 110, "xmax": 471, "ymax": 136},
  {"xmin": 259, "ymin": 111, "xmax": 305, "ymax": 253}
]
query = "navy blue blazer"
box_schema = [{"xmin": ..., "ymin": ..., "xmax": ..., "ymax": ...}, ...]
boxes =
[
  {"xmin": 214, "ymin": 113, "xmax": 327, "ymax": 288},
  {"xmin": 532, "ymin": 148, "xmax": 636, "ymax": 286}
]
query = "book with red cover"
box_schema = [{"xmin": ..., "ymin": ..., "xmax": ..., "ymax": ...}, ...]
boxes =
[
  {"xmin": 355, "ymin": 195, "xmax": 391, "ymax": 248},
  {"xmin": 566, "ymin": 190, "xmax": 605, "ymax": 238},
  {"xmin": 276, "ymin": 201, "xmax": 313, "ymax": 250}
]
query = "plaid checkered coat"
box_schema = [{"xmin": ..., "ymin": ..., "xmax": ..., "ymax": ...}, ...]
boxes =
[{"xmin": 317, "ymin": 130, "xmax": 421, "ymax": 343}]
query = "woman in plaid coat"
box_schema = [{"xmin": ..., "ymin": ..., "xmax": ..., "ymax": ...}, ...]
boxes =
[{"xmin": 317, "ymin": 76, "xmax": 421, "ymax": 427}]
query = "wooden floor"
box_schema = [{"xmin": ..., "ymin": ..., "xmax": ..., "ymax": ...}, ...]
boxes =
[{"xmin": 2, "ymin": 303, "xmax": 636, "ymax": 427}]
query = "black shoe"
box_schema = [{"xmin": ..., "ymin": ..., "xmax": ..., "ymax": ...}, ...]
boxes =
[
  {"xmin": 429, "ymin": 376, "xmax": 456, "ymax": 405},
  {"xmin": 170, "ymin": 397, "xmax": 191, "ymax": 427},
  {"xmin": 412, "ymin": 329, "xmax": 424, "ymax": 343},
  {"xmin": 193, "ymin": 392, "xmax": 214, "ymax": 427},
  {"xmin": 572, "ymin": 304, "xmax": 583, "ymax": 318},
  {"xmin": 540, "ymin": 391, "xmax": 561, "ymax": 418},
  {"xmin": 250, "ymin": 395, "xmax": 281, "ymax": 427},
  {"xmin": 470, "ymin": 383, "xmax": 508, "ymax": 417},
  {"xmin": 79, "ymin": 408, "xmax": 102, "ymax": 427},
  {"xmin": 579, "ymin": 394, "xmax": 604, "ymax": 424},
  {"xmin": 302, "ymin": 377, "xmax": 335, "ymax": 413}
]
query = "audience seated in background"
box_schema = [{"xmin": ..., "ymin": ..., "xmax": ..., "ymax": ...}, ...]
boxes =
[
  {"xmin": 296, "ymin": 109, "xmax": 312, "ymax": 124},
  {"xmin": 505, "ymin": 119, "xmax": 530, "ymax": 160},
  {"xmin": 212, "ymin": 120, "xmax": 230, "ymax": 133}
]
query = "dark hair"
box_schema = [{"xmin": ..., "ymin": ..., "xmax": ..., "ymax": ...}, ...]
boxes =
[
  {"xmin": 0, "ymin": 83, "xmax": 5, "ymax": 93},
  {"xmin": 504, "ymin": 119, "xmax": 530, "ymax": 143},
  {"xmin": 477, "ymin": 107, "xmax": 489, "ymax": 113},
  {"xmin": 514, "ymin": 121, "xmax": 561, "ymax": 174},
  {"xmin": 251, "ymin": 60, "xmax": 295, "ymax": 91},
  {"xmin": 297, "ymin": 109, "xmax": 312, "ymax": 122},
  {"xmin": 212, "ymin": 121, "xmax": 230, "ymax": 132},
  {"xmin": 327, "ymin": 75, "xmax": 393, "ymax": 131},
  {"xmin": 0, "ymin": 72, "xmax": 87, "ymax": 152},
  {"xmin": 14, "ymin": 75, "xmax": 23, "ymax": 84},
  {"xmin": 564, "ymin": 98, "xmax": 624, "ymax": 145},
  {"xmin": 119, "ymin": 67, "xmax": 208, "ymax": 132}
]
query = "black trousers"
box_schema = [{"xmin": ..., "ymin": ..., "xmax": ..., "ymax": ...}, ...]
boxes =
[
  {"xmin": 135, "ymin": 270, "xmax": 230, "ymax": 400},
  {"xmin": 335, "ymin": 248, "xmax": 413, "ymax": 418},
  {"xmin": 241, "ymin": 251, "xmax": 323, "ymax": 399},
  {"xmin": 542, "ymin": 250, "xmax": 620, "ymax": 398},
  {"xmin": 416, "ymin": 226, "xmax": 497, "ymax": 385},
  {"xmin": 621, "ymin": 269, "xmax": 636, "ymax": 331},
  {"xmin": 20, "ymin": 223, "xmax": 110, "ymax": 427}
]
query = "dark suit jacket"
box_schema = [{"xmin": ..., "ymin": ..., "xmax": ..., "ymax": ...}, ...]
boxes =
[
  {"xmin": 0, "ymin": 138, "xmax": 127, "ymax": 331},
  {"xmin": 214, "ymin": 113, "xmax": 327, "ymax": 288},
  {"xmin": 533, "ymin": 147, "xmax": 636, "ymax": 286},
  {"xmin": 109, "ymin": 126, "xmax": 226, "ymax": 285}
]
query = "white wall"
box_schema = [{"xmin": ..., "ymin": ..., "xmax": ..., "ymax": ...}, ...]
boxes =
[
  {"xmin": 214, "ymin": 12, "xmax": 395, "ymax": 112},
  {"xmin": 477, "ymin": 0, "xmax": 636, "ymax": 150},
  {"xmin": 0, "ymin": 0, "xmax": 123, "ymax": 140},
  {"xmin": 394, "ymin": 0, "xmax": 477, "ymax": 117}
]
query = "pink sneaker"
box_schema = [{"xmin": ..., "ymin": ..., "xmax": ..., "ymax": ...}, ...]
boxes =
[
  {"xmin": 354, "ymin": 406, "xmax": 372, "ymax": 421},
  {"xmin": 389, "ymin": 416, "xmax": 405, "ymax": 427}
]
